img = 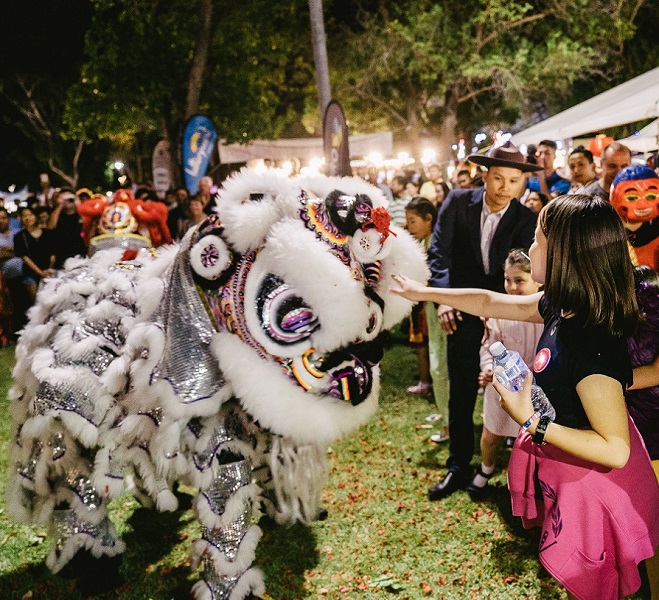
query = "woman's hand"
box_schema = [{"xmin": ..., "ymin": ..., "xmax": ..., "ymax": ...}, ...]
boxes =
[
  {"xmin": 492, "ymin": 372, "xmax": 535, "ymax": 426},
  {"xmin": 389, "ymin": 274, "xmax": 428, "ymax": 302}
]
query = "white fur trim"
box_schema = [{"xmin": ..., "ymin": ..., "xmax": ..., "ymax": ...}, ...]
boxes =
[
  {"xmin": 189, "ymin": 235, "xmax": 233, "ymax": 280},
  {"xmin": 215, "ymin": 169, "xmax": 300, "ymax": 254},
  {"xmin": 192, "ymin": 525, "xmax": 263, "ymax": 577},
  {"xmin": 214, "ymin": 332, "xmax": 379, "ymax": 444}
]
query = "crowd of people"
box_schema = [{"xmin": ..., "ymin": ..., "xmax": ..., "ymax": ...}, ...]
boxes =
[
  {"xmin": 390, "ymin": 139, "xmax": 659, "ymax": 600},
  {"xmin": 0, "ymin": 175, "xmax": 221, "ymax": 342},
  {"xmin": 1, "ymin": 138, "xmax": 658, "ymax": 598}
]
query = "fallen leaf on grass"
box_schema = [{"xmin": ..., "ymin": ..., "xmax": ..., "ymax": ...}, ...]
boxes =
[{"xmin": 369, "ymin": 575, "xmax": 403, "ymax": 590}]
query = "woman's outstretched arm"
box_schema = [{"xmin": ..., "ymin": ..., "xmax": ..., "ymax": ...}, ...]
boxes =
[{"xmin": 389, "ymin": 274, "xmax": 544, "ymax": 323}]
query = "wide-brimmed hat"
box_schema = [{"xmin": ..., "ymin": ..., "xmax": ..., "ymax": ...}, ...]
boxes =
[{"xmin": 467, "ymin": 141, "xmax": 543, "ymax": 173}]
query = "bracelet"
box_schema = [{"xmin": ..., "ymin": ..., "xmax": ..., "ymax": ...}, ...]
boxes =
[
  {"xmin": 533, "ymin": 415, "xmax": 552, "ymax": 445},
  {"xmin": 521, "ymin": 411, "xmax": 541, "ymax": 432}
]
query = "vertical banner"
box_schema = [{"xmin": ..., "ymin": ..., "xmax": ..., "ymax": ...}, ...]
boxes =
[
  {"xmin": 182, "ymin": 115, "xmax": 218, "ymax": 194},
  {"xmin": 323, "ymin": 100, "xmax": 351, "ymax": 177},
  {"xmin": 152, "ymin": 139, "xmax": 172, "ymax": 199}
]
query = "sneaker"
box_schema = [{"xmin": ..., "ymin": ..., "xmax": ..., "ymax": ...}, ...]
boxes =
[
  {"xmin": 430, "ymin": 430, "xmax": 449, "ymax": 443},
  {"xmin": 407, "ymin": 381, "xmax": 432, "ymax": 396},
  {"xmin": 425, "ymin": 413, "xmax": 442, "ymax": 422}
]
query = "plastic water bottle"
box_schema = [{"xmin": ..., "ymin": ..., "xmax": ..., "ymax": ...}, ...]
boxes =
[{"xmin": 489, "ymin": 342, "xmax": 556, "ymax": 421}]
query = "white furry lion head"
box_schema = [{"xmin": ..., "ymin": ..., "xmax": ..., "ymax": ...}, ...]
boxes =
[{"xmin": 180, "ymin": 168, "xmax": 428, "ymax": 443}]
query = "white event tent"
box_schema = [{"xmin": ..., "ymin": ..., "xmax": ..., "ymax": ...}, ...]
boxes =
[
  {"xmin": 618, "ymin": 118, "xmax": 659, "ymax": 153},
  {"xmin": 218, "ymin": 132, "xmax": 393, "ymax": 164},
  {"xmin": 511, "ymin": 67, "xmax": 659, "ymax": 146}
]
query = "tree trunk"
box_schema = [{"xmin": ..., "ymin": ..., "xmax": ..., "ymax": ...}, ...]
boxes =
[
  {"xmin": 404, "ymin": 74, "xmax": 422, "ymax": 165},
  {"xmin": 185, "ymin": 0, "xmax": 214, "ymax": 121},
  {"xmin": 437, "ymin": 89, "xmax": 458, "ymax": 179},
  {"xmin": 308, "ymin": 0, "xmax": 332, "ymax": 126}
]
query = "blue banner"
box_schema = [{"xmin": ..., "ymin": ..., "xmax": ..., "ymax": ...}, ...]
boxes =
[{"xmin": 182, "ymin": 115, "xmax": 218, "ymax": 194}]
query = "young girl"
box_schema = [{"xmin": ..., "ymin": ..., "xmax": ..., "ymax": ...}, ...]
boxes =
[
  {"xmin": 404, "ymin": 197, "xmax": 437, "ymax": 397},
  {"xmin": 391, "ymin": 194, "xmax": 659, "ymax": 600},
  {"xmin": 468, "ymin": 249, "xmax": 543, "ymax": 500}
]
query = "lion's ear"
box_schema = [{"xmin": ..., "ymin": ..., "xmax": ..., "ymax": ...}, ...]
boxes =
[{"xmin": 189, "ymin": 226, "xmax": 237, "ymax": 290}]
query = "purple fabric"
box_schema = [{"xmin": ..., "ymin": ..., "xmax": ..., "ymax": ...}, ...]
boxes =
[{"xmin": 626, "ymin": 281, "xmax": 659, "ymax": 459}]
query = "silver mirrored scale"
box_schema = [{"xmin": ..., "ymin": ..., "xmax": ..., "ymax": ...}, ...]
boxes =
[
  {"xmin": 152, "ymin": 245, "xmax": 225, "ymax": 403},
  {"xmin": 16, "ymin": 439, "xmax": 43, "ymax": 482},
  {"xmin": 137, "ymin": 406, "xmax": 163, "ymax": 426},
  {"xmin": 53, "ymin": 509, "xmax": 119, "ymax": 557},
  {"xmin": 55, "ymin": 346, "xmax": 117, "ymax": 376},
  {"xmin": 50, "ymin": 432, "xmax": 66, "ymax": 461},
  {"xmin": 202, "ymin": 459, "xmax": 252, "ymax": 515},
  {"xmin": 201, "ymin": 505, "xmax": 251, "ymax": 560},
  {"xmin": 67, "ymin": 472, "xmax": 102, "ymax": 510},
  {"xmin": 194, "ymin": 424, "xmax": 232, "ymax": 471},
  {"xmin": 35, "ymin": 381, "xmax": 98, "ymax": 426},
  {"xmin": 74, "ymin": 317, "xmax": 126, "ymax": 349},
  {"xmin": 202, "ymin": 555, "xmax": 242, "ymax": 597}
]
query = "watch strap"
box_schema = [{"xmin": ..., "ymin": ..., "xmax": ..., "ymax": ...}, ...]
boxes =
[{"xmin": 533, "ymin": 415, "xmax": 551, "ymax": 445}]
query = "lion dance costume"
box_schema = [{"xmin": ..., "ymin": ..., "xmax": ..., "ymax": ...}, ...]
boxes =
[
  {"xmin": 7, "ymin": 170, "xmax": 427, "ymax": 599},
  {"xmin": 77, "ymin": 188, "xmax": 172, "ymax": 254}
]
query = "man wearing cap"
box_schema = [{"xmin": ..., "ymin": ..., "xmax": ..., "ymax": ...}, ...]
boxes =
[{"xmin": 426, "ymin": 141, "xmax": 541, "ymax": 500}]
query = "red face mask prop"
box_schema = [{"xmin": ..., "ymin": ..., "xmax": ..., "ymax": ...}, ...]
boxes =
[{"xmin": 611, "ymin": 166, "xmax": 659, "ymax": 223}]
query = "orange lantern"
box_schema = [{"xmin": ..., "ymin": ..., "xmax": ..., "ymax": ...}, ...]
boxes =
[{"xmin": 588, "ymin": 134, "xmax": 615, "ymax": 157}]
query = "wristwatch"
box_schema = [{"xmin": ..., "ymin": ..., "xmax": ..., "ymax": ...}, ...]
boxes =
[{"xmin": 533, "ymin": 415, "xmax": 552, "ymax": 445}]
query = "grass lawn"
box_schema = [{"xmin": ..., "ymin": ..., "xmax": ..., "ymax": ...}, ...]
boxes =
[{"xmin": 0, "ymin": 339, "xmax": 648, "ymax": 599}]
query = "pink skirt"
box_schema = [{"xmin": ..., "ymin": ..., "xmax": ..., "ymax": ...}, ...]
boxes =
[{"xmin": 508, "ymin": 415, "xmax": 659, "ymax": 600}]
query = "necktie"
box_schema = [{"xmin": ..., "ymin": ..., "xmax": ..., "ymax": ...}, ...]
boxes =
[{"xmin": 481, "ymin": 213, "xmax": 498, "ymax": 274}]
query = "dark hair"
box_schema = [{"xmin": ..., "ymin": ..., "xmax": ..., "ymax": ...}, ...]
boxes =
[
  {"xmin": 0, "ymin": 207, "xmax": 8, "ymax": 217},
  {"xmin": 569, "ymin": 146, "xmax": 594, "ymax": 163},
  {"xmin": 405, "ymin": 196, "xmax": 438, "ymax": 229},
  {"xmin": 437, "ymin": 181, "xmax": 450, "ymax": 202},
  {"xmin": 528, "ymin": 191, "xmax": 549, "ymax": 207},
  {"xmin": 457, "ymin": 170, "xmax": 471, "ymax": 179},
  {"xmin": 505, "ymin": 248, "xmax": 531, "ymax": 274},
  {"xmin": 539, "ymin": 194, "xmax": 638, "ymax": 336},
  {"xmin": 538, "ymin": 140, "xmax": 557, "ymax": 150},
  {"xmin": 391, "ymin": 175, "xmax": 408, "ymax": 187}
]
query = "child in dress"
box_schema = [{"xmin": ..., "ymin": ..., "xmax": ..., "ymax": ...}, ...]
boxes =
[
  {"xmin": 391, "ymin": 194, "xmax": 659, "ymax": 600},
  {"xmin": 404, "ymin": 197, "xmax": 437, "ymax": 398},
  {"xmin": 467, "ymin": 249, "xmax": 543, "ymax": 500}
]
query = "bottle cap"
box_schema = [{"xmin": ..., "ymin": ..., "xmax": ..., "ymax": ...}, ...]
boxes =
[{"xmin": 489, "ymin": 342, "xmax": 507, "ymax": 357}]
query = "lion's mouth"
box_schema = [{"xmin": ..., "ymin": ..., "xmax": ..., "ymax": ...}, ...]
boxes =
[{"xmin": 289, "ymin": 339, "xmax": 384, "ymax": 405}]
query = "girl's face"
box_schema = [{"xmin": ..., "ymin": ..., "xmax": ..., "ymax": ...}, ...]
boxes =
[
  {"xmin": 526, "ymin": 192, "xmax": 544, "ymax": 214},
  {"xmin": 21, "ymin": 209, "xmax": 37, "ymax": 229},
  {"xmin": 405, "ymin": 210, "xmax": 432, "ymax": 241},
  {"xmin": 504, "ymin": 264, "xmax": 541, "ymax": 296},
  {"xmin": 528, "ymin": 223, "xmax": 547, "ymax": 285},
  {"xmin": 405, "ymin": 182, "xmax": 419, "ymax": 197}
]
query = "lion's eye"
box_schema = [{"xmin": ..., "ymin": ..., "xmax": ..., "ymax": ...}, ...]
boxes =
[{"xmin": 257, "ymin": 275, "xmax": 319, "ymax": 344}]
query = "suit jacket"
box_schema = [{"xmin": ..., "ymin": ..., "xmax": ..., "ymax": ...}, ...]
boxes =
[{"xmin": 428, "ymin": 187, "xmax": 537, "ymax": 292}]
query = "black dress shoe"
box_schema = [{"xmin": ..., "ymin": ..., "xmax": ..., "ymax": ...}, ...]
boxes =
[{"xmin": 428, "ymin": 472, "xmax": 468, "ymax": 501}]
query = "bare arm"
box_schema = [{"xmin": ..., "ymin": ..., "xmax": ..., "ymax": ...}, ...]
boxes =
[
  {"xmin": 390, "ymin": 274, "xmax": 543, "ymax": 323},
  {"xmin": 631, "ymin": 356, "xmax": 659, "ymax": 390},
  {"xmin": 494, "ymin": 373, "xmax": 631, "ymax": 469}
]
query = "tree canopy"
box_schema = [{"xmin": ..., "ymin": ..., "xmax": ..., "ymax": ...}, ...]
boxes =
[
  {"xmin": 0, "ymin": 0, "xmax": 656, "ymax": 188},
  {"xmin": 330, "ymin": 0, "xmax": 651, "ymax": 166}
]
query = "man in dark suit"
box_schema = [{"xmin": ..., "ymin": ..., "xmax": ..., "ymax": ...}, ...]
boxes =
[{"xmin": 426, "ymin": 141, "xmax": 542, "ymax": 500}]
